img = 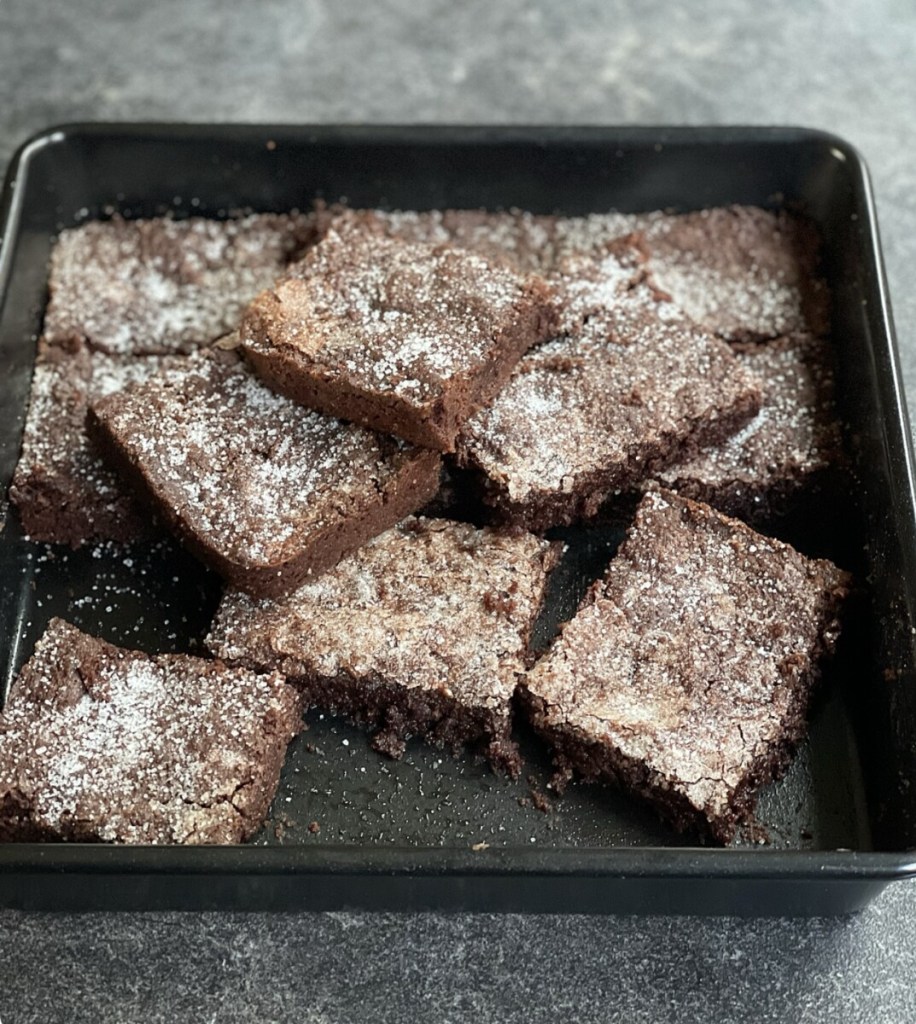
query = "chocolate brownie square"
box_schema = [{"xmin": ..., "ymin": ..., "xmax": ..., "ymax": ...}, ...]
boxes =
[
  {"xmin": 326, "ymin": 206, "xmax": 645, "ymax": 274},
  {"xmin": 456, "ymin": 277, "xmax": 762, "ymax": 532},
  {"xmin": 0, "ymin": 619, "xmax": 301, "ymax": 844},
  {"xmin": 88, "ymin": 350, "xmax": 441, "ymax": 597},
  {"xmin": 653, "ymin": 333, "xmax": 843, "ymax": 524},
  {"xmin": 240, "ymin": 228, "xmax": 558, "ymax": 451},
  {"xmin": 643, "ymin": 206, "xmax": 830, "ymax": 342},
  {"xmin": 523, "ymin": 490, "xmax": 850, "ymax": 842},
  {"xmin": 206, "ymin": 517, "xmax": 560, "ymax": 774},
  {"xmin": 9, "ymin": 337, "xmax": 187, "ymax": 546},
  {"xmin": 44, "ymin": 213, "xmax": 317, "ymax": 356}
]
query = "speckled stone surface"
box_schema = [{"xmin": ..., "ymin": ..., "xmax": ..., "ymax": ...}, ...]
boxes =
[{"xmin": 1, "ymin": 0, "xmax": 915, "ymax": 1020}]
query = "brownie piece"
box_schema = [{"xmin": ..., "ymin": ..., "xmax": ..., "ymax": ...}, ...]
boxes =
[
  {"xmin": 326, "ymin": 205, "xmax": 645, "ymax": 273},
  {"xmin": 456, "ymin": 276, "xmax": 762, "ymax": 532},
  {"xmin": 241, "ymin": 228, "xmax": 557, "ymax": 451},
  {"xmin": 9, "ymin": 337, "xmax": 188, "ymax": 546},
  {"xmin": 653, "ymin": 333, "xmax": 843, "ymax": 524},
  {"xmin": 88, "ymin": 350, "xmax": 441, "ymax": 597},
  {"xmin": 43, "ymin": 213, "xmax": 317, "ymax": 356},
  {"xmin": 523, "ymin": 490, "xmax": 850, "ymax": 843},
  {"xmin": 643, "ymin": 206, "xmax": 830, "ymax": 342},
  {"xmin": 206, "ymin": 517, "xmax": 560, "ymax": 774},
  {"xmin": 0, "ymin": 619, "xmax": 301, "ymax": 844}
]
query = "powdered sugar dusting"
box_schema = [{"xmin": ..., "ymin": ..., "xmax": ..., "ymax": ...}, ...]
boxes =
[
  {"xmin": 243, "ymin": 229, "xmax": 546, "ymax": 407},
  {"xmin": 90, "ymin": 355, "xmax": 423, "ymax": 568},
  {"xmin": 656, "ymin": 333, "xmax": 842, "ymax": 506},
  {"xmin": 457, "ymin": 285, "xmax": 760, "ymax": 522},
  {"xmin": 643, "ymin": 206, "xmax": 828, "ymax": 341},
  {"xmin": 9, "ymin": 340, "xmax": 189, "ymax": 546},
  {"xmin": 0, "ymin": 619, "xmax": 300, "ymax": 844},
  {"xmin": 44, "ymin": 213, "xmax": 315, "ymax": 356},
  {"xmin": 525, "ymin": 490, "xmax": 849, "ymax": 831},
  {"xmin": 207, "ymin": 517, "xmax": 556, "ymax": 711}
]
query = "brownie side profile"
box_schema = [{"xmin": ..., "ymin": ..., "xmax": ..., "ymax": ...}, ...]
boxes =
[
  {"xmin": 206, "ymin": 517, "xmax": 561, "ymax": 775},
  {"xmin": 8, "ymin": 337, "xmax": 190, "ymax": 546},
  {"xmin": 0, "ymin": 619, "xmax": 301, "ymax": 844},
  {"xmin": 88, "ymin": 352, "xmax": 441, "ymax": 597},
  {"xmin": 456, "ymin": 281, "xmax": 762, "ymax": 532},
  {"xmin": 43, "ymin": 213, "xmax": 318, "ymax": 357},
  {"xmin": 652, "ymin": 333, "xmax": 844, "ymax": 524},
  {"xmin": 643, "ymin": 206, "xmax": 830, "ymax": 342},
  {"xmin": 240, "ymin": 229, "xmax": 558, "ymax": 451},
  {"xmin": 523, "ymin": 490, "xmax": 850, "ymax": 843}
]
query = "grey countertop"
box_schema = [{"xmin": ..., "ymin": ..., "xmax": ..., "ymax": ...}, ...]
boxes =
[{"xmin": 1, "ymin": 0, "xmax": 915, "ymax": 1020}]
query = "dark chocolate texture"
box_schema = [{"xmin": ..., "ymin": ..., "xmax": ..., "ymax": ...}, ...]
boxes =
[
  {"xmin": 523, "ymin": 490, "xmax": 850, "ymax": 843},
  {"xmin": 0, "ymin": 619, "xmax": 301, "ymax": 844}
]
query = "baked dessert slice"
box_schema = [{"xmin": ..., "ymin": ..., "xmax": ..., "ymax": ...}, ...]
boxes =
[
  {"xmin": 523, "ymin": 490, "xmax": 851, "ymax": 843},
  {"xmin": 239, "ymin": 228, "xmax": 557, "ymax": 451},
  {"xmin": 653, "ymin": 333, "xmax": 843, "ymax": 524},
  {"xmin": 87, "ymin": 350, "xmax": 441, "ymax": 597},
  {"xmin": 206, "ymin": 517, "xmax": 560, "ymax": 775},
  {"xmin": 643, "ymin": 205, "xmax": 830, "ymax": 342},
  {"xmin": 0, "ymin": 619, "xmax": 301, "ymax": 844},
  {"xmin": 326, "ymin": 205, "xmax": 644, "ymax": 273},
  {"xmin": 43, "ymin": 212, "xmax": 318, "ymax": 356},
  {"xmin": 9, "ymin": 337, "xmax": 187, "ymax": 546},
  {"xmin": 456, "ymin": 278, "xmax": 762, "ymax": 532}
]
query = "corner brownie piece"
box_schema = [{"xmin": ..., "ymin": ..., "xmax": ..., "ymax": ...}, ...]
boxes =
[
  {"xmin": 643, "ymin": 206, "xmax": 829, "ymax": 342},
  {"xmin": 88, "ymin": 351, "xmax": 441, "ymax": 597},
  {"xmin": 240, "ymin": 228, "xmax": 557, "ymax": 451},
  {"xmin": 653, "ymin": 333, "xmax": 843, "ymax": 524},
  {"xmin": 523, "ymin": 490, "xmax": 850, "ymax": 843},
  {"xmin": 456, "ymin": 273, "xmax": 762, "ymax": 532},
  {"xmin": 9, "ymin": 337, "xmax": 187, "ymax": 546},
  {"xmin": 44, "ymin": 213, "xmax": 317, "ymax": 356},
  {"xmin": 0, "ymin": 619, "xmax": 301, "ymax": 844},
  {"xmin": 206, "ymin": 517, "xmax": 560, "ymax": 774}
]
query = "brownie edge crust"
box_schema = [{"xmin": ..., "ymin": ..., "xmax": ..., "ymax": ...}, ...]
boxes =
[{"xmin": 523, "ymin": 490, "xmax": 850, "ymax": 842}]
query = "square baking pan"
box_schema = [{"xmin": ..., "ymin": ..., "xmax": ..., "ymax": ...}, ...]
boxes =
[{"xmin": 1, "ymin": 123, "xmax": 915, "ymax": 916}]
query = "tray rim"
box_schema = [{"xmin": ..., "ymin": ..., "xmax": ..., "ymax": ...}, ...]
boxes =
[{"xmin": 2, "ymin": 120, "xmax": 915, "ymax": 892}]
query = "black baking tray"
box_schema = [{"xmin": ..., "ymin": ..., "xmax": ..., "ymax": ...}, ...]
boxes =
[{"xmin": 1, "ymin": 124, "xmax": 915, "ymax": 916}]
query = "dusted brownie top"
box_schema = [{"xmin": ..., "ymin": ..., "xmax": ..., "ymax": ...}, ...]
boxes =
[
  {"xmin": 9, "ymin": 338, "xmax": 188, "ymax": 545},
  {"xmin": 0, "ymin": 619, "xmax": 301, "ymax": 844},
  {"xmin": 525, "ymin": 490, "xmax": 850, "ymax": 833},
  {"xmin": 207, "ymin": 516, "xmax": 559, "ymax": 712},
  {"xmin": 327, "ymin": 206, "xmax": 644, "ymax": 273},
  {"xmin": 457, "ymin": 281, "xmax": 761, "ymax": 527},
  {"xmin": 655, "ymin": 332, "xmax": 842, "ymax": 509},
  {"xmin": 644, "ymin": 205, "xmax": 829, "ymax": 342},
  {"xmin": 240, "ymin": 228, "xmax": 554, "ymax": 408},
  {"xmin": 44, "ymin": 213, "xmax": 317, "ymax": 356},
  {"xmin": 89, "ymin": 352, "xmax": 431, "ymax": 570}
]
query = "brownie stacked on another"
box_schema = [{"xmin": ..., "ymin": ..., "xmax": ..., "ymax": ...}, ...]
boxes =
[
  {"xmin": 11, "ymin": 212, "xmax": 320, "ymax": 546},
  {"xmin": 653, "ymin": 332, "xmax": 843, "ymax": 524},
  {"xmin": 88, "ymin": 350, "xmax": 441, "ymax": 597},
  {"xmin": 456, "ymin": 277, "xmax": 762, "ymax": 531},
  {"xmin": 207, "ymin": 517, "xmax": 560, "ymax": 775},
  {"xmin": 523, "ymin": 489, "xmax": 850, "ymax": 842},
  {"xmin": 240, "ymin": 228, "xmax": 558, "ymax": 450},
  {"xmin": 0, "ymin": 619, "xmax": 302, "ymax": 844},
  {"xmin": 9, "ymin": 338, "xmax": 189, "ymax": 546}
]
